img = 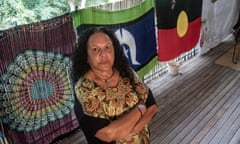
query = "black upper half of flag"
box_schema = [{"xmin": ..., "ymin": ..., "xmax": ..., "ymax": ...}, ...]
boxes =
[{"xmin": 155, "ymin": 0, "xmax": 202, "ymax": 29}]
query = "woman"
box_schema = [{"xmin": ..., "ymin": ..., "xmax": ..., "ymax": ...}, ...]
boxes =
[{"xmin": 72, "ymin": 27, "xmax": 158, "ymax": 144}]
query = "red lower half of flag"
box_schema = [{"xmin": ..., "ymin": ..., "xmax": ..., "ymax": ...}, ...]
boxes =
[{"xmin": 158, "ymin": 18, "xmax": 201, "ymax": 61}]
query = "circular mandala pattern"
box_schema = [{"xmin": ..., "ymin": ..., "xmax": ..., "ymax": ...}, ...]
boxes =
[{"xmin": 0, "ymin": 50, "xmax": 74, "ymax": 132}]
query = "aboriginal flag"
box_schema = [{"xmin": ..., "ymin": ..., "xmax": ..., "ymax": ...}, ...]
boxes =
[
  {"xmin": 71, "ymin": 0, "xmax": 157, "ymax": 78},
  {"xmin": 156, "ymin": 0, "xmax": 202, "ymax": 61}
]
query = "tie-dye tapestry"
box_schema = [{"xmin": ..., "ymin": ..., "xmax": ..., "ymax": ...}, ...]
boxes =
[
  {"xmin": 71, "ymin": 0, "xmax": 158, "ymax": 78},
  {"xmin": 0, "ymin": 14, "xmax": 78, "ymax": 144},
  {"xmin": 155, "ymin": 0, "xmax": 202, "ymax": 61}
]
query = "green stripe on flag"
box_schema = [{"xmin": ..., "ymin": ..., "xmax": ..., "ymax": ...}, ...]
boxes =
[
  {"xmin": 137, "ymin": 56, "xmax": 158, "ymax": 78},
  {"xmin": 71, "ymin": 0, "xmax": 155, "ymax": 29}
]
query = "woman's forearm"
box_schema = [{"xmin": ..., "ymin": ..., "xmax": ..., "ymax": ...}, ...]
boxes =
[
  {"xmin": 95, "ymin": 106, "xmax": 142, "ymax": 142},
  {"xmin": 132, "ymin": 104, "xmax": 158, "ymax": 133}
]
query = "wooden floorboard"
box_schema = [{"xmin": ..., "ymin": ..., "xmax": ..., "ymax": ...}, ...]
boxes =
[
  {"xmin": 149, "ymin": 42, "xmax": 240, "ymax": 144},
  {"xmin": 56, "ymin": 41, "xmax": 240, "ymax": 144},
  {"xmin": 151, "ymin": 69, "xmax": 237, "ymax": 144},
  {"xmin": 189, "ymin": 75, "xmax": 240, "ymax": 144}
]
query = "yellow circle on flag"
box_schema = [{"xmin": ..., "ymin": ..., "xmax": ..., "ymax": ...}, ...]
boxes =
[{"xmin": 177, "ymin": 10, "xmax": 188, "ymax": 37}]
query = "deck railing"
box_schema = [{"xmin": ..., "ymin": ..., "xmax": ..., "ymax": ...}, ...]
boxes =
[{"xmin": 143, "ymin": 46, "xmax": 200, "ymax": 83}]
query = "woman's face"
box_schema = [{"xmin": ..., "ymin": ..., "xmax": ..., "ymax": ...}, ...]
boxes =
[{"xmin": 87, "ymin": 32, "xmax": 115, "ymax": 72}]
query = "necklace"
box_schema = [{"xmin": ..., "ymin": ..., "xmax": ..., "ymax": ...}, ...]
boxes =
[{"xmin": 93, "ymin": 69, "xmax": 115, "ymax": 87}]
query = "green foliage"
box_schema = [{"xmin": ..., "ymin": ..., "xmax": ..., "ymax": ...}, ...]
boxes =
[
  {"xmin": 0, "ymin": 0, "xmax": 120, "ymax": 30},
  {"xmin": 0, "ymin": 0, "xmax": 70, "ymax": 30},
  {"xmin": 31, "ymin": 0, "xmax": 70, "ymax": 21}
]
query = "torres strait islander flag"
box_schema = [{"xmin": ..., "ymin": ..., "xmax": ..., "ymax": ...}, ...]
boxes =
[
  {"xmin": 155, "ymin": 0, "xmax": 202, "ymax": 61},
  {"xmin": 71, "ymin": 0, "xmax": 157, "ymax": 78}
]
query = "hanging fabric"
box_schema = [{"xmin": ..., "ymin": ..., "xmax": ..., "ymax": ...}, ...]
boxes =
[{"xmin": 0, "ymin": 14, "xmax": 78, "ymax": 144}]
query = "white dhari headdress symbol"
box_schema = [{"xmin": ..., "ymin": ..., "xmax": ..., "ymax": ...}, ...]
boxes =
[{"xmin": 115, "ymin": 28, "xmax": 140, "ymax": 65}]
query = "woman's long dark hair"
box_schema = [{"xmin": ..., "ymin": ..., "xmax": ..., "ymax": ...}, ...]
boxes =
[{"xmin": 71, "ymin": 26, "xmax": 135, "ymax": 87}]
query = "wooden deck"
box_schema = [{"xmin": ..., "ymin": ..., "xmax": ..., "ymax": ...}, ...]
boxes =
[{"xmin": 56, "ymin": 41, "xmax": 240, "ymax": 144}]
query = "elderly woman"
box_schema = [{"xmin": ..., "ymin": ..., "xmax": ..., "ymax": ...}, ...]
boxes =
[{"xmin": 72, "ymin": 27, "xmax": 158, "ymax": 144}]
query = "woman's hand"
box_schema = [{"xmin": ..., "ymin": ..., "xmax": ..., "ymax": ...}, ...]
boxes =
[
  {"xmin": 95, "ymin": 106, "xmax": 142, "ymax": 142},
  {"xmin": 95, "ymin": 103, "xmax": 158, "ymax": 142},
  {"xmin": 131, "ymin": 104, "xmax": 158, "ymax": 134}
]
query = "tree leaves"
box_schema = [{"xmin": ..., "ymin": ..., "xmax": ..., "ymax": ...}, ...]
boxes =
[{"xmin": 0, "ymin": 0, "xmax": 69, "ymax": 30}]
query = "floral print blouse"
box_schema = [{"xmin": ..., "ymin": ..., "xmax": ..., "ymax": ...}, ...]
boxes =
[{"xmin": 74, "ymin": 73, "xmax": 154, "ymax": 144}]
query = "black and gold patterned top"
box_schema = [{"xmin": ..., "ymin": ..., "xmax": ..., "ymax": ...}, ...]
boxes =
[{"xmin": 74, "ymin": 73, "xmax": 155, "ymax": 144}]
